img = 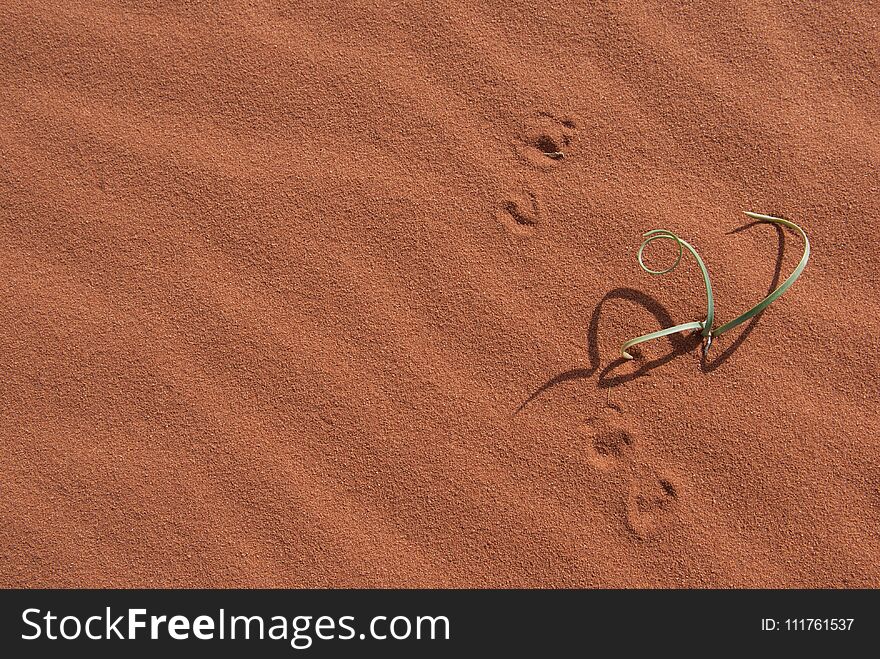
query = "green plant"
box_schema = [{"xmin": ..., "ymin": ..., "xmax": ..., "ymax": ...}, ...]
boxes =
[{"xmin": 621, "ymin": 212, "xmax": 810, "ymax": 360}]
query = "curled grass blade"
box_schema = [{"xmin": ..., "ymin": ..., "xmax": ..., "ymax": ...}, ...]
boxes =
[
  {"xmin": 621, "ymin": 229, "xmax": 713, "ymax": 360},
  {"xmin": 620, "ymin": 321, "xmax": 705, "ymax": 360},
  {"xmin": 710, "ymin": 212, "xmax": 810, "ymax": 338},
  {"xmin": 620, "ymin": 212, "xmax": 809, "ymax": 361}
]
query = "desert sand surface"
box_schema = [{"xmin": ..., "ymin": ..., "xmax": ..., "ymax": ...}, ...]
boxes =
[{"xmin": 1, "ymin": 1, "xmax": 878, "ymax": 588}]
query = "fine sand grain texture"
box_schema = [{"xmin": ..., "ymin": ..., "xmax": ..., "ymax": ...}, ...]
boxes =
[{"xmin": 1, "ymin": 1, "xmax": 878, "ymax": 587}]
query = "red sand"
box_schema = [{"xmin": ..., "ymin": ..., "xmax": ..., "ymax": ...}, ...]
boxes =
[{"xmin": 1, "ymin": 1, "xmax": 878, "ymax": 587}]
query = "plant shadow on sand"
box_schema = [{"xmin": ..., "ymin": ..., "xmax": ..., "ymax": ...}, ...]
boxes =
[{"xmin": 516, "ymin": 222, "xmax": 785, "ymax": 414}]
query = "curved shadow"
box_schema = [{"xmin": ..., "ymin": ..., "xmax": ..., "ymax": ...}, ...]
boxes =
[
  {"xmin": 515, "ymin": 221, "xmax": 788, "ymax": 412},
  {"xmin": 595, "ymin": 289, "xmax": 701, "ymax": 388},
  {"xmin": 516, "ymin": 288, "xmax": 696, "ymax": 413},
  {"xmin": 700, "ymin": 222, "xmax": 785, "ymax": 372}
]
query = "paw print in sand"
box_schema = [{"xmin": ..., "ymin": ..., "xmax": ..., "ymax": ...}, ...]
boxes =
[
  {"xmin": 580, "ymin": 406, "xmax": 636, "ymax": 473},
  {"xmin": 625, "ymin": 469, "xmax": 681, "ymax": 541},
  {"xmin": 497, "ymin": 191, "xmax": 540, "ymax": 235},
  {"xmin": 581, "ymin": 405, "xmax": 683, "ymax": 542},
  {"xmin": 515, "ymin": 113, "xmax": 578, "ymax": 170}
]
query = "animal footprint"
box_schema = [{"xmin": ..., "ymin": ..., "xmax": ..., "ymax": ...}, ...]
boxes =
[
  {"xmin": 625, "ymin": 470, "xmax": 680, "ymax": 541},
  {"xmin": 581, "ymin": 406, "xmax": 636, "ymax": 473},
  {"xmin": 515, "ymin": 113, "xmax": 578, "ymax": 170},
  {"xmin": 579, "ymin": 405, "xmax": 684, "ymax": 541},
  {"xmin": 497, "ymin": 192, "xmax": 539, "ymax": 235}
]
